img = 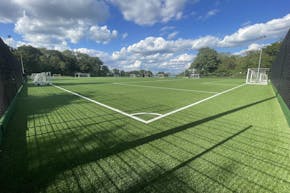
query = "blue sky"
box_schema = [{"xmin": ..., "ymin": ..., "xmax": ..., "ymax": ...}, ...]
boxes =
[{"xmin": 0, "ymin": 0, "xmax": 289, "ymax": 73}]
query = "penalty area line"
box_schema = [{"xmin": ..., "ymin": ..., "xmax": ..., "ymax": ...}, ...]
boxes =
[
  {"xmin": 51, "ymin": 84, "xmax": 148, "ymax": 124},
  {"xmin": 145, "ymin": 83, "xmax": 246, "ymax": 124}
]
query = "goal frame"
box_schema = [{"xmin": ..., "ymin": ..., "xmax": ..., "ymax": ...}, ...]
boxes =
[
  {"xmin": 33, "ymin": 72, "xmax": 51, "ymax": 86},
  {"xmin": 189, "ymin": 73, "xmax": 200, "ymax": 79},
  {"xmin": 246, "ymin": 68, "xmax": 269, "ymax": 85},
  {"xmin": 74, "ymin": 72, "xmax": 91, "ymax": 78}
]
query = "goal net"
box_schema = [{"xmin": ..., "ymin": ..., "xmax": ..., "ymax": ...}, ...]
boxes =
[
  {"xmin": 75, "ymin": 72, "xmax": 90, "ymax": 78},
  {"xmin": 189, "ymin": 73, "xmax": 200, "ymax": 79},
  {"xmin": 246, "ymin": 68, "xmax": 269, "ymax": 85},
  {"xmin": 188, "ymin": 68, "xmax": 200, "ymax": 79},
  {"xmin": 130, "ymin": 74, "xmax": 136, "ymax": 78},
  {"xmin": 33, "ymin": 72, "xmax": 51, "ymax": 86},
  {"xmin": 52, "ymin": 73, "xmax": 62, "ymax": 78}
]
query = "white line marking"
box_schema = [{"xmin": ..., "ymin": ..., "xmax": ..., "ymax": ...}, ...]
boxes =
[
  {"xmin": 131, "ymin": 112, "xmax": 162, "ymax": 116},
  {"xmin": 52, "ymin": 83, "xmax": 246, "ymax": 125},
  {"xmin": 51, "ymin": 84, "xmax": 148, "ymax": 124},
  {"xmin": 115, "ymin": 79, "xmax": 183, "ymax": 84},
  {"xmin": 113, "ymin": 83, "xmax": 217, "ymax": 94},
  {"xmin": 145, "ymin": 83, "xmax": 246, "ymax": 124}
]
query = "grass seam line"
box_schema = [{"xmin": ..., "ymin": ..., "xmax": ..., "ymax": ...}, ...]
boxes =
[
  {"xmin": 113, "ymin": 82, "xmax": 218, "ymax": 94},
  {"xmin": 113, "ymin": 79, "xmax": 183, "ymax": 84}
]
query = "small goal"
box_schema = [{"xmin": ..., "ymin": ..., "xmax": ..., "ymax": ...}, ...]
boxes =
[
  {"xmin": 33, "ymin": 72, "xmax": 52, "ymax": 86},
  {"xmin": 189, "ymin": 73, "xmax": 200, "ymax": 79},
  {"xmin": 246, "ymin": 68, "xmax": 269, "ymax": 85},
  {"xmin": 75, "ymin": 72, "xmax": 90, "ymax": 78},
  {"xmin": 52, "ymin": 73, "xmax": 62, "ymax": 78},
  {"xmin": 188, "ymin": 68, "xmax": 200, "ymax": 79}
]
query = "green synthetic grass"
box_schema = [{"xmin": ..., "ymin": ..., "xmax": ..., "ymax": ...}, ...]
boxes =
[{"xmin": 0, "ymin": 77, "xmax": 289, "ymax": 193}]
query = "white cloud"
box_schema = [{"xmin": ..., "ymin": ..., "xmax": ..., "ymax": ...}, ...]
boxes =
[
  {"xmin": 233, "ymin": 43, "xmax": 267, "ymax": 55},
  {"xmin": 241, "ymin": 21, "xmax": 252, "ymax": 27},
  {"xmin": 89, "ymin": 25, "xmax": 118, "ymax": 44},
  {"xmin": 220, "ymin": 13, "xmax": 290, "ymax": 47},
  {"xmin": 110, "ymin": 0, "xmax": 191, "ymax": 25},
  {"xmin": 2, "ymin": 2, "xmax": 289, "ymax": 74},
  {"xmin": 122, "ymin": 33, "xmax": 128, "ymax": 39},
  {"xmin": 83, "ymin": 13, "xmax": 290, "ymax": 73},
  {"xmin": 198, "ymin": 9, "xmax": 219, "ymax": 20},
  {"xmin": 162, "ymin": 53, "xmax": 195, "ymax": 69},
  {"xmin": 0, "ymin": 1, "xmax": 21, "ymax": 23},
  {"xmin": 206, "ymin": 9, "xmax": 219, "ymax": 18},
  {"xmin": 0, "ymin": 0, "xmax": 118, "ymax": 48},
  {"xmin": 160, "ymin": 26, "xmax": 176, "ymax": 32},
  {"xmin": 3, "ymin": 37, "xmax": 27, "ymax": 48},
  {"xmin": 191, "ymin": 36, "xmax": 220, "ymax": 49},
  {"xmin": 167, "ymin": 31, "xmax": 179, "ymax": 40},
  {"xmin": 124, "ymin": 60, "xmax": 142, "ymax": 71}
]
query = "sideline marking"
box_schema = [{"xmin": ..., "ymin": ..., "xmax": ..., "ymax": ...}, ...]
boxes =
[
  {"xmin": 113, "ymin": 83, "xmax": 217, "ymax": 94},
  {"xmin": 52, "ymin": 83, "xmax": 246, "ymax": 124},
  {"xmin": 51, "ymin": 84, "xmax": 148, "ymax": 124}
]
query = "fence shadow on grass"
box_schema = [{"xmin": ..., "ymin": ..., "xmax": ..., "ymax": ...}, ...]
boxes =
[
  {"xmin": 122, "ymin": 125, "xmax": 252, "ymax": 193},
  {"xmin": 0, "ymin": 85, "xmax": 28, "ymax": 192},
  {"xmin": 0, "ymin": 85, "xmax": 280, "ymax": 193},
  {"xmin": 37, "ymin": 96, "xmax": 276, "ymax": 192}
]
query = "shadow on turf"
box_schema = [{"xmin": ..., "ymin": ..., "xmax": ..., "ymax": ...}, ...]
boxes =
[
  {"xmin": 123, "ymin": 125, "xmax": 252, "ymax": 193},
  {"xmin": 0, "ymin": 93, "xmax": 277, "ymax": 193},
  {"xmin": 0, "ymin": 85, "xmax": 29, "ymax": 192}
]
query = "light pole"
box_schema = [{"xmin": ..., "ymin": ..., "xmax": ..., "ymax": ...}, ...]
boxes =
[
  {"xmin": 257, "ymin": 47, "xmax": 263, "ymax": 80},
  {"xmin": 255, "ymin": 35, "xmax": 266, "ymax": 82},
  {"xmin": 20, "ymin": 53, "xmax": 24, "ymax": 74}
]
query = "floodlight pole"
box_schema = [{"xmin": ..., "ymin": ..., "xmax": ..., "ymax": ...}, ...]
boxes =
[
  {"xmin": 20, "ymin": 53, "xmax": 25, "ymax": 74},
  {"xmin": 257, "ymin": 48, "xmax": 263, "ymax": 81}
]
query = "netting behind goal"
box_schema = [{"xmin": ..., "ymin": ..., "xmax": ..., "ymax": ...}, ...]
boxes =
[
  {"xmin": 75, "ymin": 73, "xmax": 90, "ymax": 77},
  {"xmin": 246, "ymin": 68, "xmax": 269, "ymax": 85},
  {"xmin": 33, "ymin": 72, "xmax": 51, "ymax": 86},
  {"xmin": 189, "ymin": 73, "xmax": 200, "ymax": 79}
]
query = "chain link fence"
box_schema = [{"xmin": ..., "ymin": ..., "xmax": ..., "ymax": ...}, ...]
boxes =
[
  {"xmin": 0, "ymin": 38, "xmax": 23, "ymax": 118},
  {"xmin": 271, "ymin": 29, "xmax": 290, "ymax": 108},
  {"xmin": 271, "ymin": 29, "xmax": 290, "ymax": 125}
]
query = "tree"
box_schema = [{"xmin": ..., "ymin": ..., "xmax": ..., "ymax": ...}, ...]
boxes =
[
  {"xmin": 215, "ymin": 54, "xmax": 238, "ymax": 76},
  {"xmin": 190, "ymin": 47, "xmax": 220, "ymax": 75},
  {"xmin": 262, "ymin": 42, "xmax": 282, "ymax": 68},
  {"xmin": 14, "ymin": 46, "xmax": 108, "ymax": 76},
  {"xmin": 15, "ymin": 46, "xmax": 42, "ymax": 74}
]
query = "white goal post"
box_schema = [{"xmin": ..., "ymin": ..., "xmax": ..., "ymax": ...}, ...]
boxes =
[
  {"xmin": 75, "ymin": 72, "xmax": 90, "ymax": 78},
  {"xmin": 189, "ymin": 73, "xmax": 200, "ymax": 79},
  {"xmin": 52, "ymin": 73, "xmax": 62, "ymax": 77},
  {"xmin": 188, "ymin": 68, "xmax": 200, "ymax": 79},
  {"xmin": 33, "ymin": 72, "xmax": 52, "ymax": 86},
  {"xmin": 246, "ymin": 68, "xmax": 269, "ymax": 85}
]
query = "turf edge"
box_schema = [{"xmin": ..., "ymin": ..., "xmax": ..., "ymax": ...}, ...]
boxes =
[
  {"xmin": 0, "ymin": 84, "xmax": 23, "ymax": 145},
  {"xmin": 271, "ymin": 83, "xmax": 290, "ymax": 127}
]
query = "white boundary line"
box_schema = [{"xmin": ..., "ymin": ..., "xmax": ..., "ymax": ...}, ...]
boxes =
[
  {"xmin": 51, "ymin": 84, "xmax": 148, "ymax": 124},
  {"xmin": 113, "ymin": 83, "xmax": 217, "ymax": 94},
  {"xmin": 145, "ymin": 83, "xmax": 246, "ymax": 124},
  {"xmin": 131, "ymin": 112, "xmax": 162, "ymax": 116},
  {"xmin": 52, "ymin": 83, "xmax": 245, "ymax": 124},
  {"xmin": 115, "ymin": 79, "xmax": 183, "ymax": 84}
]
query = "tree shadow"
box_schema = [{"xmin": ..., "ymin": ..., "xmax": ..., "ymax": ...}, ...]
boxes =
[{"xmin": 0, "ymin": 85, "xmax": 278, "ymax": 193}]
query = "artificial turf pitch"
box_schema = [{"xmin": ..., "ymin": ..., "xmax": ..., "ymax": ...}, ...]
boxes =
[{"xmin": 0, "ymin": 77, "xmax": 290, "ymax": 193}]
